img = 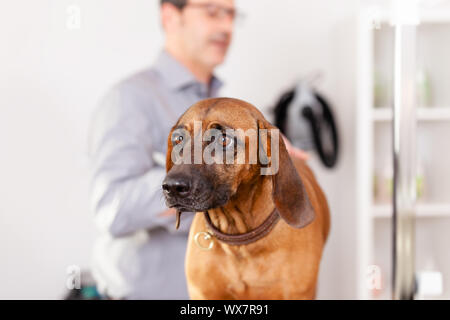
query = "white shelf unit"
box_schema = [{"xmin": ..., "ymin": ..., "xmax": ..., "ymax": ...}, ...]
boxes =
[
  {"xmin": 373, "ymin": 203, "xmax": 450, "ymax": 219},
  {"xmin": 357, "ymin": 6, "xmax": 450, "ymax": 300},
  {"xmin": 373, "ymin": 107, "xmax": 450, "ymax": 122}
]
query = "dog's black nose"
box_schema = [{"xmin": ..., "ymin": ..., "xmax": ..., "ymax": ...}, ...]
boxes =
[{"xmin": 162, "ymin": 176, "xmax": 191, "ymax": 197}]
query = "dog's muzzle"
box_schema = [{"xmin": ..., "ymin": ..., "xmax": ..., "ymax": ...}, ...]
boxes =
[{"xmin": 162, "ymin": 165, "xmax": 220, "ymax": 212}]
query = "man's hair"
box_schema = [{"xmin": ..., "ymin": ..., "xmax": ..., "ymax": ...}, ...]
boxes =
[{"xmin": 160, "ymin": 0, "xmax": 187, "ymax": 9}]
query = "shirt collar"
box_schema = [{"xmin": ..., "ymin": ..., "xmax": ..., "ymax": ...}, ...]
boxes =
[{"xmin": 153, "ymin": 49, "xmax": 224, "ymax": 96}]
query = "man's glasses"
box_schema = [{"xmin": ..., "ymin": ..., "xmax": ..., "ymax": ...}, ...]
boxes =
[{"xmin": 184, "ymin": 2, "xmax": 245, "ymax": 24}]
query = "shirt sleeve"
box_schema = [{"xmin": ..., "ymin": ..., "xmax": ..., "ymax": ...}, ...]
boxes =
[{"xmin": 88, "ymin": 84, "xmax": 193, "ymax": 237}]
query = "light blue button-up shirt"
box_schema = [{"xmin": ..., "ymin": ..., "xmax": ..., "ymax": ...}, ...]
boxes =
[{"xmin": 88, "ymin": 49, "xmax": 223, "ymax": 299}]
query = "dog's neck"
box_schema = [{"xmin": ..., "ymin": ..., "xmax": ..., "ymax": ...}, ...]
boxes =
[{"xmin": 207, "ymin": 175, "xmax": 275, "ymax": 235}]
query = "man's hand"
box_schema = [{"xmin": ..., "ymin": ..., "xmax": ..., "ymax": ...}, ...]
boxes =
[{"xmin": 281, "ymin": 133, "xmax": 309, "ymax": 161}]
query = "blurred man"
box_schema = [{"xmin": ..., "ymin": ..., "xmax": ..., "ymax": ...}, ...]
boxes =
[{"xmin": 88, "ymin": 0, "xmax": 235, "ymax": 299}]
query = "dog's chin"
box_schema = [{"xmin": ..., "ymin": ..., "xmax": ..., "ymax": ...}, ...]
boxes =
[{"xmin": 166, "ymin": 193, "xmax": 231, "ymax": 213}]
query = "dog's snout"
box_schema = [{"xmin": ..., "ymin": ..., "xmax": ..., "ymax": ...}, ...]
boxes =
[
  {"xmin": 162, "ymin": 175, "xmax": 191, "ymax": 197},
  {"xmin": 163, "ymin": 165, "xmax": 226, "ymax": 211}
]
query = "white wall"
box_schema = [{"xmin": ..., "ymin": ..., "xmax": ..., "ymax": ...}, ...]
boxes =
[{"xmin": 0, "ymin": 0, "xmax": 359, "ymax": 299}]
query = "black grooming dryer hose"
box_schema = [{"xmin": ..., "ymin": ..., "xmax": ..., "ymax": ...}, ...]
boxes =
[{"xmin": 274, "ymin": 83, "xmax": 339, "ymax": 168}]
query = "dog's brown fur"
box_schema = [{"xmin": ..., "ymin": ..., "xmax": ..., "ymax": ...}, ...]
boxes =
[{"xmin": 165, "ymin": 97, "xmax": 330, "ymax": 299}]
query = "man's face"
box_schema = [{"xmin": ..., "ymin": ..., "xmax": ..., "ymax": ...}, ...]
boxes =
[{"xmin": 175, "ymin": 0, "xmax": 235, "ymax": 68}]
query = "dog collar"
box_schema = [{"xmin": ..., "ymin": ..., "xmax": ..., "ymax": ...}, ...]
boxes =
[{"xmin": 202, "ymin": 208, "xmax": 280, "ymax": 246}]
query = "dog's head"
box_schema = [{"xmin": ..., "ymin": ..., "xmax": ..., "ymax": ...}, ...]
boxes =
[{"xmin": 162, "ymin": 97, "xmax": 314, "ymax": 228}]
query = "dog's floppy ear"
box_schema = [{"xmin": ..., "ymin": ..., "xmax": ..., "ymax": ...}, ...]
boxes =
[{"xmin": 258, "ymin": 120, "xmax": 315, "ymax": 228}]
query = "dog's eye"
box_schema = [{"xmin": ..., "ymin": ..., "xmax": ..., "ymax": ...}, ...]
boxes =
[
  {"xmin": 173, "ymin": 135, "xmax": 183, "ymax": 145},
  {"xmin": 221, "ymin": 134, "xmax": 233, "ymax": 148}
]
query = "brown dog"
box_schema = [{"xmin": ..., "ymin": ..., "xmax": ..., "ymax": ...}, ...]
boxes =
[{"xmin": 163, "ymin": 97, "xmax": 330, "ymax": 299}]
